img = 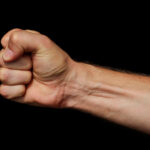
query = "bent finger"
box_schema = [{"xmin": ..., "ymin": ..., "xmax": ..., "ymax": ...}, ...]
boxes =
[
  {"xmin": 0, "ymin": 68, "xmax": 32, "ymax": 85},
  {"xmin": 1, "ymin": 28, "xmax": 22, "ymax": 48},
  {"xmin": 0, "ymin": 84, "xmax": 25, "ymax": 99},
  {"xmin": 0, "ymin": 49, "xmax": 32, "ymax": 70}
]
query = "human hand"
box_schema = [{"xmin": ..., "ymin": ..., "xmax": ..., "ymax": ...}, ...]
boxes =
[{"xmin": 0, "ymin": 29, "xmax": 77, "ymax": 108}]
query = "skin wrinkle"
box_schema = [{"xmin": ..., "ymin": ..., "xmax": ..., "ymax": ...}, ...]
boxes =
[
  {"xmin": 34, "ymin": 63, "xmax": 68, "ymax": 81},
  {"xmin": 2, "ymin": 29, "xmax": 150, "ymax": 134}
]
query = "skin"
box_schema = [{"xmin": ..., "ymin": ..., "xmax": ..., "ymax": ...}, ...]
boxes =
[{"xmin": 0, "ymin": 29, "xmax": 150, "ymax": 134}]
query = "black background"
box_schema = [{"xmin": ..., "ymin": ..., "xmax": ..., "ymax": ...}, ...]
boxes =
[{"xmin": 0, "ymin": 1, "xmax": 150, "ymax": 148}]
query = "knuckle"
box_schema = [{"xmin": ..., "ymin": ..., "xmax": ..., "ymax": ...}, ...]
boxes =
[
  {"xmin": 26, "ymin": 29, "xmax": 40, "ymax": 34},
  {"xmin": 10, "ymin": 31, "xmax": 21, "ymax": 43},
  {"xmin": 1, "ymin": 36, "xmax": 8, "ymax": 47},
  {"xmin": 1, "ymin": 37, "xmax": 5, "ymax": 46},
  {"xmin": 41, "ymin": 34, "xmax": 50, "ymax": 40},
  {"xmin": 1, "ymin": 28, "xmax": 22, "ymax": 47},
  {"xmin": 40, "ymin": 35, "xmax": 53, "ymax": 47},
  {"xmin": 0, "ymin": 68, "xmax": 9, "ymax": 83},
  {"xmin": 0, "ymin": 85, "xmax": 9, "ymax": 99},
  {"xmin": 12, "ymin": 28, "xmax": 22, "ymax": 31}
]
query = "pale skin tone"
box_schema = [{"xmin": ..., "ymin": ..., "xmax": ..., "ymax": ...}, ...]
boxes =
[{"xmin": 0, "ymin": 29, "xmax": 150, "ymax": 134}]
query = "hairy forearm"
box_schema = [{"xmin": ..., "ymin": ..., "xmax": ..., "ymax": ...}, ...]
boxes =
[{"xmin": 65, "ymin": 61, "xmax": 150, "ymax": 134}]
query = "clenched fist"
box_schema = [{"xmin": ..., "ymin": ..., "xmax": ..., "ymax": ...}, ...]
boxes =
[{"xmin": 0, "ymin": 29, "xmax": 77, "ymax": 108}]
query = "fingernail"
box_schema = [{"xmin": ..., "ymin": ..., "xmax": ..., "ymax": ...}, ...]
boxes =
[{"xmin": 3, "ymin": 48, "xmax": 14, "ymax": 61}]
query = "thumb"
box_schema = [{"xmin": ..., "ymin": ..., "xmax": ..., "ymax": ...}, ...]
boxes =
[{"xmin": 2, "ymin": 30, "xmax": 51, "ymax": 62}]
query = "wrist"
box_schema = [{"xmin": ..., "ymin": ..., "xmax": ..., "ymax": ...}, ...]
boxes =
[{"xmin": 62, "ymin": 61, "xmax": 99, "ymax": 108}]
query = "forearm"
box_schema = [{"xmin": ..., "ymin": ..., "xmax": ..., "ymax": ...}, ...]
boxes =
[{"xmin": 65, "ymin": 61, "xmax": 150, "ymax": 134}]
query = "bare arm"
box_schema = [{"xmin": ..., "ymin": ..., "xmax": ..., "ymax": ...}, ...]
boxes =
[
  {"xmin": 0, "ymin": 29, "xmax": 150, "ymax": 134},
  {"xmin": 64, "ymin": 62, "xmax": 150, "ymax": 134}
]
